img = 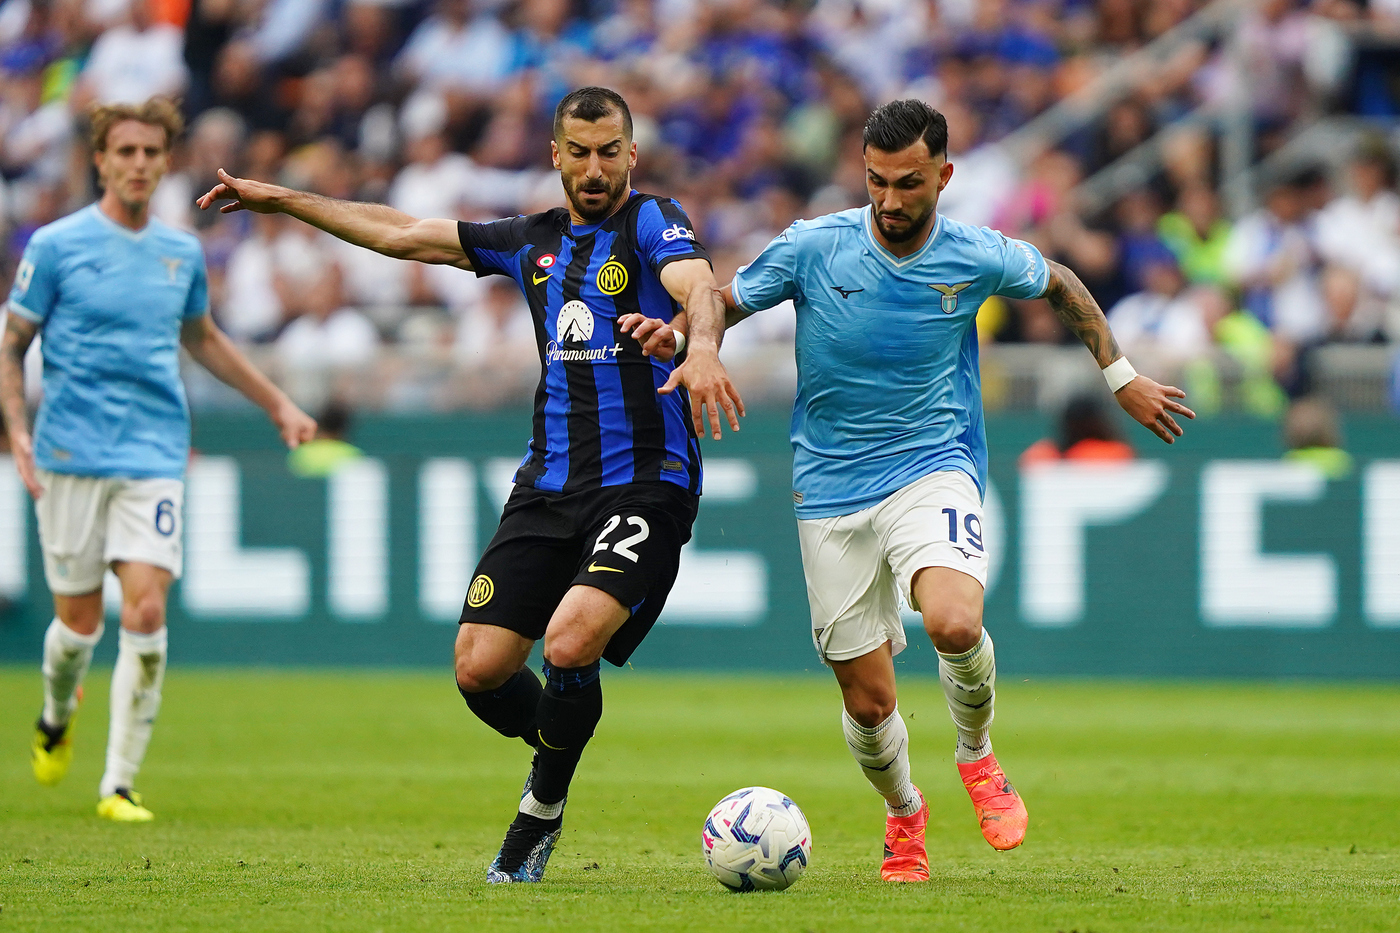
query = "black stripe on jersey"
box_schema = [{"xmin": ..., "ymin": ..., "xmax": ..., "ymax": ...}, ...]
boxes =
[
  {"xmin": 610, "ymin": 246, "xmax": 675, "ymax": 487},
  {"xmin": 560, "ymin": 232, "xmax": 604, "ymax": 489},
  {"xmin": 513, "ymin": 238, "xmax": 562, "ymax": 489}
]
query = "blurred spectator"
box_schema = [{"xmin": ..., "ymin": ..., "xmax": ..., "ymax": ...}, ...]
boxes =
[
  {"xmin": 1180, "ymin": 287, "xmax": 1287, "ymax": 419},
  {"xmin": 1157, "ymin": 184, "xmax": 1232, "ymax": 286},
  {"xmin": 1315, "ymin": 137, "xmax": 1400, "ymax": 342},
  {"xmin": 275, "ymin": 265, "xmax": 380, "ymax": 408},
  {"xmin": 287, "ymin": 399, "xmax": 363, "ymax": 478},
  {"xmin": 395, "ymin": 0, "xmax": 515, "ymax": 95},
  {"xmin": 1106, "ymin": 245, "xmax": 1211, "ymax": 377},
  {"xmin": 1282, "ymin": 395, "xmax": 1352, "ymax": 479},
  {"xmin": 76, "ymin": 0, "xmax": 187, "ymax": 106},
  {"xmin": 1019, "ymin": 392, "xmax": 1136, "ymax": 467},
  {"xmin": 1224, "ymin": 171, "xmax": 1328, "ymax": 390}
]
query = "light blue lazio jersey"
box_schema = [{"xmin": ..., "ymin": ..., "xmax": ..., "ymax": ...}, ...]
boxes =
[
  {"xmin": 732, "ymin": 207, "xmax": 1049, "ymax": 519},
  {"xmin": 6, "ymin": 205, "xmax": 210, "ymax": 479}
]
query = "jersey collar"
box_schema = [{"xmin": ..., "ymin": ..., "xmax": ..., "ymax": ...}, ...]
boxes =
[
  {"xmin": 89, "ymin": 203, "xmax": 152, "ymax": 241},
  {"xmin": 565, "ymin": 189, "xmax": 639, "ymax": 236},
  {"xmin": 862, "ymin": 205, "xmax": 941, "ymax": 270}
]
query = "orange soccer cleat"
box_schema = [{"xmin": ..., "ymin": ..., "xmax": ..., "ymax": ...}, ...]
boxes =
[
  {"xmin": 880, "ymin": 789, "xmax": 930, "ymax": 882},
  {"xmin": 958, "ymin": 753, "xmax": 1027, "ymax": 850}
]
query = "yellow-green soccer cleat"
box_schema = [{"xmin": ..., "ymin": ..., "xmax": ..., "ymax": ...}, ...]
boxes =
[
  {"xmin": 97, "ymin": 788, "xmax": 155, "ymax": 823},
  {"xmin": 31, "ymin": 716, "xmax": 76, "ymax": 787}
]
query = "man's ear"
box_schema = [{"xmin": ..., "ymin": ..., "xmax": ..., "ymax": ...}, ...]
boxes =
[
  {"xmin": 550, "ymin": 140, "xmax": 561, "ymax": 170},
  {"xmin": 938, "ymin": 159, "xmax": 955, "ymax": 192},
  {"xmin": 629, "ymin": 141, "xmax": 638, "ymax": 170}
]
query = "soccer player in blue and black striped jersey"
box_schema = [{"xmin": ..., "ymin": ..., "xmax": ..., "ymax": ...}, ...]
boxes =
[{"xmin": 200, "ymin": 87, "xmax": 743, "ymax": 883}]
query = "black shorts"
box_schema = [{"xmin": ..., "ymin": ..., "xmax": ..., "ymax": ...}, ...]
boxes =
[{"xmin": 458, "ymin": 481, "xmax": 699, "ymax": 666}]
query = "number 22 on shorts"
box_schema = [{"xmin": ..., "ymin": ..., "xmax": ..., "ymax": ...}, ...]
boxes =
[{"xmin": 592, "ymin": 514, "xmax": 650, "ymax": 561}]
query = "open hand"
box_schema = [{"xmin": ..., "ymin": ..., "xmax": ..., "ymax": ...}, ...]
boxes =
[
  {"xmin": 1116, "ymin": 375, "xmax": 1195, "ymax": 444},
  {"xmin": 196, "ymin": 169, "xmax": 284, "ymax": 215},
  {"xmin": 618, "ymin": 313, "xmax": 679, "ymax": 361},
  {"xmin": 659, "ymin": 349, "xmax": 744, "ymax": 439}
]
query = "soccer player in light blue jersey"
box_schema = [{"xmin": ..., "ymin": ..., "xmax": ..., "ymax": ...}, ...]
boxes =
[
  {"xmin": 0, "ymin": 98, "xmax": 316, "ymax": 822},
  {"xmin": 627, "ymin": 99, "xmax": 1194, "ymax": 881}
]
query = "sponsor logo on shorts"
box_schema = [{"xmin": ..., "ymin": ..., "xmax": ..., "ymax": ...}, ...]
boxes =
[
  {"xmin": 953, "ymin": 546, "xmax": 983, "ymax": 560},
  {"xmin": 466, "ymin": 574, "xmax": 494, "ymax": 608},
  {"xmin": 596, "ymin": 259, "xmax": 628, "ymax": 295},
  {"xmin": 587, "ymin": 561, "xmax": 625, "ymax": 574}
]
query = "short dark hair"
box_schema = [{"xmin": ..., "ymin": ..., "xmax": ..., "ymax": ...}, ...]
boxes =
[
  {"xmin": 862, "ymin": 99, "xmax": 948, "ymax": 158},
  {"xmin": 553, "ymin": 86, "xmax": 632, "ymax": 141}
]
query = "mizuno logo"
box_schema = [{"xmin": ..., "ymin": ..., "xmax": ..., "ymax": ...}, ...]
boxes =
[
  {"xmin": 533, "ymin": 272, "xmax": 552, "ymax": 285},
  {"xmin": 953, "ymin": 546, "xmax": 983, "ymax": 560},
  {"xmin": 588, "ymin": 562, "xmax": 625, "ymax": 573},
  {"xmin": 830, "ymin": 285, "xmax": 864, "ymax": 299}
]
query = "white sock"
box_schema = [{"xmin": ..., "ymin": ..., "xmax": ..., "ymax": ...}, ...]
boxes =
[
  {"xmin": 842, "ymin": 707, "xmax": 922, "ymax": 817},
  {"xmin": 519, "ymin": 791, "xmax": 564, "ymax": 821},
  {"xmin": 99, "ymin": 627, "xmax": 167, "ymax": 798},
  {"xmin": 938, "ymin": 629, "xmax": 996, "ymax": 764},
  {"xmin": 41, "ymin": 618, "xmax": 103, "ymax": 728}
]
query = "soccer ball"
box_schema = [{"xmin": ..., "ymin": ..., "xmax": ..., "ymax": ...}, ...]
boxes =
[{"xmin": 701, "ymin": 786, "xmax": 812, "ymax": 892}]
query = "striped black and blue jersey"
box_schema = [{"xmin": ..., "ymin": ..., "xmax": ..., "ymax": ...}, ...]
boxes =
[{"xmin": 457, "ymin": 191, "xmax": 707, "ymax": 495}]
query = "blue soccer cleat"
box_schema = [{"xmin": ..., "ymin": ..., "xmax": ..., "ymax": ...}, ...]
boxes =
[{"xmin": 486, "ymin": 759, "xmax": 565, "ymax": 883}]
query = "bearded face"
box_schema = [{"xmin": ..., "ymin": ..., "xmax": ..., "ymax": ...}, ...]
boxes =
[{"xmin": 553, "ymin": 111, "xmax": 636, "ymax": 224}]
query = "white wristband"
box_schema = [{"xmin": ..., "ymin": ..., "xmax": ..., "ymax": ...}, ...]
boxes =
[
  {"xmin": 1102, "ymin": 357, "xmax": 1137, "ymax": 393},
  {"xmin": 673, "ymin": 330, "xmax": 687, "ymax": 356}
]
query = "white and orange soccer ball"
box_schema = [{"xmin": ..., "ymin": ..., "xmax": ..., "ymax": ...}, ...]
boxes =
[{"xmin": 701, "ymin": 786, "xmax": 812, "ymax": 891}]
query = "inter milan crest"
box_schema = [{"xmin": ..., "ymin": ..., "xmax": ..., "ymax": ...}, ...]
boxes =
[
  {"xmin": 596, "ymin": 258, "xmax": 628, "ymax": 295},
  {"xmin": 929, "ymin": 282, "xmax": 972, "ymax": 314}
]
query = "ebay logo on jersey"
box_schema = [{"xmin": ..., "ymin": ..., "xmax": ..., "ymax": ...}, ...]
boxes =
[{"xmin": 661, "ymin": 224, "xmax": 695, "ymax": 242}]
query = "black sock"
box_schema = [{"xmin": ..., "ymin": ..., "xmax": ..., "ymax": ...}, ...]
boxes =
[
  {"xmin": 459, "ymin": 667, "xmax": 543, "ymax": 749},
  {"xmin": 530, "ymin": 661, "xmax": 603, "ymax": 806}
]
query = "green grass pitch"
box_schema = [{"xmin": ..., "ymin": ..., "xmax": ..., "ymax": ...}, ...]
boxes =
[{"xmin": 2, "ymin": 667, "xmax": 1398, "ymax": 932}]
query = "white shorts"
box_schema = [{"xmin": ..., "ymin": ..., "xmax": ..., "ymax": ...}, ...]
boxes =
[
  {"xmin": 797, "ymin": 469, "xmax": 988, "ymax": 663},
  {"xmin": 35, "ymin": 469, "xmax": 184, "ymax": 596}
]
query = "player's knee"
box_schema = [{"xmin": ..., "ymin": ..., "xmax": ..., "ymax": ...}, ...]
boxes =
[
  {"xmin": 846, "ymin": 689, "xmax": 897, "ymax": 729},
  {"xmin": 541, "ymin": 631, "xmax": 601, "ymax": 670},
  {"xmin": 923, "ymin": 602, "xmax": 982, "ymax": 654},
  {"xmin": 123, "ymin": 592, "xmax": 167, "ymax": 633},
  {"xmin": 454, "ymin": 653, "xmax": 514, "ymax": 694}
]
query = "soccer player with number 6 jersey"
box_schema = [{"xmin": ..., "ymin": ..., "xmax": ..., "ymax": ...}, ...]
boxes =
[
  {"xmin": 1, "ymin": 98, "xmax": 317, "ymax": 822},
  {"xmin": 628, "ymin": 99, "xmax": 1195, "ymax": 881}
]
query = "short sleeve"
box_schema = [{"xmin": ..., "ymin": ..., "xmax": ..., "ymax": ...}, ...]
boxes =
[
  {"xmin": 731, "ymin": 225, "xmax": 800, "ymax": 314},
  {"xmin": 993, "ymin": 231, "xmax": 1050, "ymax": 300},
  {"xmin": 635, "ymin": 198, "xmax": 709, "ymax": 275},
  {"xmin": 457, "ymin": 217, "xmax": 528, "ymax": 279},
  {"xmin": 7, "ymin": 233, "xmax": 59, "ymax": 324},
  {"xmin": 185, "ymin": 253, "xmax": 210, "ymax": 318}
]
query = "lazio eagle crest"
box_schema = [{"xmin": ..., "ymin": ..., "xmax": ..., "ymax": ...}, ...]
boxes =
[{"xmin": 929, "ymin": 282, "xmax": 972, "ymax": 314}]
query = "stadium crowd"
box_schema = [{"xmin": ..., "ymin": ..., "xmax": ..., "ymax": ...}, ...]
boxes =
[{"xmin": 2, "ymin": 0, "xmax": 1400, "ymax": 412}]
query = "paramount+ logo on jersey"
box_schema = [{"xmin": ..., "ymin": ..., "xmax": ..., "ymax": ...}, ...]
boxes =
[{"xmin": 546, "ymin": 300, "xmax": 623, "ymax": 364}]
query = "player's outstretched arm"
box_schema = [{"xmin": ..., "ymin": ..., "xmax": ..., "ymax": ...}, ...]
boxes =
[
  {"xmin": 655, "ymin": 258, "xmax": 745, "ymax": 439},
  {"xmin": 0, "ymin": 311, "xmax": 42, "ymax": 497},
  {"xmin": 180, "ymin": 315, "xmax": 317, "ymax": 449},
  {"xmin": 196, "ymin": 169, "xmax": 470, "ymax": 268},
  {"xmin": 1042, "ymin": 259, "xmax": 1196, "ymax": 444}
]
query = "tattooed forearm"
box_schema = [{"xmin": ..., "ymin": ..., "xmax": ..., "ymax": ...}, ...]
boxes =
[
  {"xmin": 1042, "ymin": 260, "xmax": 1122, "ymax": 369},
  {"xmin": 0, "ymin": 311, "xmax": 37, "ymax": 436}
]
